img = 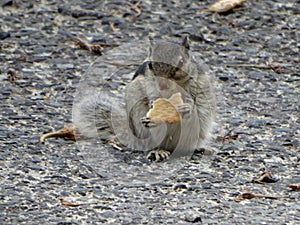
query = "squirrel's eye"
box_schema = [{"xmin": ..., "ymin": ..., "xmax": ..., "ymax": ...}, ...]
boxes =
[{"xmin": 178, "ymin": 58, "xmax": 184, "ymax": 68}]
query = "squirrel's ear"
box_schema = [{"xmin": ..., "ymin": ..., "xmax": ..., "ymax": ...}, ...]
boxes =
[{"xmin": 182, "ymin": 35, "xmax": 190, "ymax": 50}]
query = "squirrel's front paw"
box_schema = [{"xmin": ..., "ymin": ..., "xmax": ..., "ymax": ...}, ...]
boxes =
[
  {"xmin": 141, "ymin": 117, "xmax": 159, "ymax": 128},
  {"xmin": 176, "ymin": 103, "xmax": 191, "ymax": 116},
  {"xmin": 147, "ymin": 149, "xmax": 170, "ymax": 162}
]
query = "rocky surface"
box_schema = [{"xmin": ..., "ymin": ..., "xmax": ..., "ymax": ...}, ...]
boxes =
[{"xmin": 0, "ymin": 0, "xmax": 299, "ymax": 224}]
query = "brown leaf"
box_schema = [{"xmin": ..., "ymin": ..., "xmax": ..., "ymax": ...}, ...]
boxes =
[
  {"xmin": 88, "ymin": 45, "xmax": 103, "ymax": 54},
  {"xmin": 288, "ymin": 184, "xmax": 300, "ymax": 191},
  {"xmin": 252, "ymin": 171, "xmax": 279, "ymax": 184},
  {"xmin": 7, "ymin": 68, "xmax": 22, "ymax": 82},
  {"xmin": 268, "ymin": 62, "xmax": 281, "ymax": 73},
  {"xmin": 75, "ymin": 38, "xmax": 103, "ymax": 54},
  {"xmin": 59, "ymin": 198, "xmax": 100, "ymax": 207},
  {"xmin": 226, "ymin": 62, "xmax": 282, "ymax": 73},
  {"xmin": 40, "ymin": 125, "xmax": 79, "ymax": 144},
  {"xmin": 44, "ymin": 93, "xmax": 51, "ymax": 100},
  {"xmin": 222, "ymin": 130, "xmax": 239, "ymax": 143},
  {"xmin": 235, "ymin": 192, "xmax": 280, "ymax": 202},
  {"xmin": 59, "ymin": 198, "xmax": 81, "ymax": 207},
  {"xmin": 237, "ymin": 192, "xmax": 257, "ymax": 199}
]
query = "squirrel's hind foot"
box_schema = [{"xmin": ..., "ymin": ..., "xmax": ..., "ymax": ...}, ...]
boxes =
[{"xmin": 147, "ymin": 149, "xmax": 170, "ymax": 162}]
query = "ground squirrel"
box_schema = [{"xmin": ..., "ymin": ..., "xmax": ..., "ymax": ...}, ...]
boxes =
[
  {"xmin": 125, "ymin": 37, "xmax": 216, "ymax": 161},
  {"xmin": 74, "ymin": 36, "xmax": 216, "ymax": 162}
]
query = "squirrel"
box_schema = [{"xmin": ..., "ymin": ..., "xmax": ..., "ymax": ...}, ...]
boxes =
[
  {"xmin": 73, "ymin": 36, "xmax": 216, "ymax": 162},
  {"xmin": 125, "ymin": 36, "xmax": 216, "ymax": 162}
]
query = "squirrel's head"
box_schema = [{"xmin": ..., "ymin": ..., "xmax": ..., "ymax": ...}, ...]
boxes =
[{"xmin": 148, "ymin": 36, "xmax": 191, "ymax": 87}]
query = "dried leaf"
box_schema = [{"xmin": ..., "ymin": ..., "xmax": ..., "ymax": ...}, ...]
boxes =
[
  {"xmin": 75, "ymin": 38, "xmax": 103, "ymax": 54},
  {"xmin": 268, "ymin": 62, "xmax": 281, "ymax": 73},
  {"xmin": 59, "ymin": 198, "xmax": 81, "ymax": 207},
  {"xmin": 206, "ymin": 0, "xmax": 246, "ymax": 13},
  {"xmin": 40, "ymin": 125, "xmax": 78, "ymax": 144},
  {"xmin": 252, "ymin": 171, "xmax": 279, "ymax": 184},
  {"xmin": 288, "ymin": 184, "xmax": 300, "ymax": 191},
  {"xmin": 237, "ymin": 192, "xmax": 257, "ymax": 199},
  {"xmin": 226, "ymin": 62, "xmax": 282, "ymax": 73},
  {"xmin": 44, "ymin": 93, "xmax": 51, "ymax": 100},
  {"xmin": 59, "ymin": 198, "xmax": 99, "ymax": 207},
  {"xmin": 221, "ymin": 129, "xmax": 239, "ymax": 143},
  {"xmin": 235, "ymin": 192, "xmax": 280, "ymax": 202},
  {"xmin": 7, "ymin": 68, "xmax": 22, "ymax": 82},
  {"xmin": 88, "ymin": 44, "xmax": 103, "ymax": 54}
]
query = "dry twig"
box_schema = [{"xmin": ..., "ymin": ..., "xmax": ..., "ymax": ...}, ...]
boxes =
[
  {"xmin": 107, "ymin": 140, "xmax": 123, "ymax": 151},
  {"xmin": 109, "ymin": 21, "xmax": 116, "ymax": 31}
]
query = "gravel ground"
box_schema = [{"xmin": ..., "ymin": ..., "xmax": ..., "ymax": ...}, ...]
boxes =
[{"xmin": 0, "ymin": 0, "xmax": 299, "ymax": 224}]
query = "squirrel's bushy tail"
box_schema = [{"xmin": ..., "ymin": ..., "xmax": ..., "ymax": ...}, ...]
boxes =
[{"xmin": 73, "ymin": 92, "xmax": 117, "ymax": 141}]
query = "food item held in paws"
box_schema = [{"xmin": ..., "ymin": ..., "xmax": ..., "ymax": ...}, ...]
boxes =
[{"xmin": 146, "ymin": 93, "xmax": 184, "ymax": 124}]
